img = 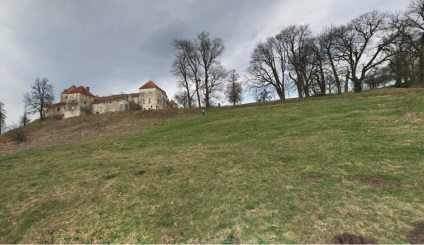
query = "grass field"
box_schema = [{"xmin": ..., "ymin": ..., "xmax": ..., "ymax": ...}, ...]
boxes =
[{"xmin": 0, "ymin": 88, "xmax": 423, "ymax": 243}]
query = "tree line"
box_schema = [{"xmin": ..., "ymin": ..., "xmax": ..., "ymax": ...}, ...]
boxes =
[
  {"xmin": 171, "ymin": 0, "xmax": 424, "ymax": 105},
  {"xmin": 248, "ymin": 0, "xmax": 424, "ymax": 100}
]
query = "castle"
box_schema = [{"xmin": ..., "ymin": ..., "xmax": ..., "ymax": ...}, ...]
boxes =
[{"xmin": 44, "ymin": 81, "xmax": 178, "ymax": 119}]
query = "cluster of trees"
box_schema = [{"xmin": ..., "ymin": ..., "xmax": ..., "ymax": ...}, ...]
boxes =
[
  {"xmin": 248, "ymin": 0, "xmax": 424, "ymax": 100},
  {"xmin": 171, "ymin": 32, "xmax": 243, "ymax": 108}
]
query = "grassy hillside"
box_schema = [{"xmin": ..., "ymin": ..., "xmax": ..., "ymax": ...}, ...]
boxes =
[{"xmin": 0, "ymin": 88, "xmax": 423, "ymax": 243}]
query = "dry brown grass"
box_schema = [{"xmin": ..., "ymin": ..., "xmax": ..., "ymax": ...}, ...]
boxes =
[{"xmin": 0, "ymin": 108, "xmax": 198, "ymax": 156}]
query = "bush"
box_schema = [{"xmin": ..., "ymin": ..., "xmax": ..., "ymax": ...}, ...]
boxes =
[{"xmin": 7, "ymin": 125, "xmax": 28, "ymax": 143}]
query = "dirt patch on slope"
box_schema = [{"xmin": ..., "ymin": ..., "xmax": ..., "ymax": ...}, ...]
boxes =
[
  {"xmin": 408, "ymin": 222, "xmax": 424, "ymax": 244},
  {"xmin": 354, "ymin": 174, "xmax": 400, "ymax": 189},
  {"xmin": 332, "ymin": 233, "xmax": 376, "ymax": 244}
]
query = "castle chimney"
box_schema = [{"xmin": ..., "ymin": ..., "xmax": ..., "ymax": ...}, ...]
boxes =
[{"xmin": 86, "ymin": 87, "xmax": 90, "ymax": 92}]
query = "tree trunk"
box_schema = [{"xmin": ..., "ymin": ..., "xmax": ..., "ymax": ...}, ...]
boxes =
[
  {"xmin": 420, "ymin": 33, "xmax": 424, "ymax": 86},
  {"xmin": 276, "ymin": 89, "xmax": 285, "ymax": 101},
  {"xmin": 344, "ymin": 70, "xmax": 350, "ymax": 93},
  {"xmin": 297, "ymin": 77, "xmax": 303, "ymax": 99},
  {"xmin": 330, "ymin": 62, "xmax": 342, "ymax": 95},
  {"xmin": 205, "ymin": 77, "xmax": 210, "ymax": 108},
  {"xmin": 318, "ymin": 61, "xmax": 326, "ymax": 96},
  {"xmin": 185, "ymin": 85, "xmax": 192, "ymax": 108},
  {"xmin": 352, "ymin": 77, "xmax": 363, "ymax": 93},
  {"xmin": 195, "ymin": 77, "xmax": 202, "ymax": 108}
]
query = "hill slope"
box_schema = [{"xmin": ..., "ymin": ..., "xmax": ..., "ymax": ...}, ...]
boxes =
[{"xmin": 0, "ymin": 88, "xmax": 423, "ymax": 243}]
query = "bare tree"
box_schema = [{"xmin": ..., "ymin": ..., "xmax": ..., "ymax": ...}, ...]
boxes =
[
  {"xmin": 248, "ymin": 37, "xmax": 286, "ymax": 100},
  {"xmin": 277, "ymin": 24, "xmax": 314, "ymax": 98},
  {"xmin": 23, "ymin": 77, "xmax": 54, "ymax": 120},
  {"xmin": 172, "ymin": 39, "xmax": 203, "ymax": 107},
  {"xmin": 316, "ymin": 26, "xmax": 348, "ymax": 94},
  {"xmin": 405, "ymin": 0, "xmax": 424, "ymax": 85},
  {"xmin": 173, "ymin": 90, "xmax": 192, "ymax": 108},
  {"xmin": 0, "ymin": 101, "xmax": 6, "ymax": 135},
  {"xmin": 196, "ymin": 32, "xmax": 225, "ymax": 107},
  {"xmin": 383, "ymin": 12, "xmax": 413, "ymax": 87},
  {"xmin": 338, "ymin": 11, "xmax": 400, "ymax": 92},
  {"xmin": 205, "ymin": 64, "xmax": 227, "ymax": 102},
  {"xmin": 225, "ymin": 70, "xmax": 243, "ymax": 105},
  {"xmin": 171, "ymin": 44, "xmax": 195, "ymax": 108}
]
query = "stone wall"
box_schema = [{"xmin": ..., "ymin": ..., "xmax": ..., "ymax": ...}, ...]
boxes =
[
  {"xmin": 139, "ymin": 88, "xmax": 169, "ymax": 110},
  {"xmin": 92, "ymin": 100, "xmax": 139, "ymax": 115},
  {"xmin": 44, "ymin": 105, "xmax": 65, "ymax": 118},
  {"xmin": 64, "ymin": 93, "xmax": 94, "ymax": 119}
]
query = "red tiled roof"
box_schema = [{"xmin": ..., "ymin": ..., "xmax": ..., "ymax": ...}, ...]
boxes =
[
  {"xmin": 129, "ymin": 93, "xmax": 140, "ymax": 97},
  {"xmin": 47, "ymin": 102, "xmax": 66, "ymax": 108},
  {"xmin": 62, "ymin": 85, "xmax": 95, "ymax": 97},
  {"xmin": 139, "ymin": 81, "xmax": 166, "ymax": 95},
  {"xmin": 93, "ymin": 94, "xmax": 131, "ymax": 103},
  {"xmin": 170, "ymin": 100, "xmax": 178, "ymax": 107}
]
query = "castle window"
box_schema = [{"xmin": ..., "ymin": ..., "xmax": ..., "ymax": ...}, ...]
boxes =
[
  {"xmin": 142, "ymin": 99, "xmax": 145, "ymax": 104},
  {"xmin": 148, "ymin": 98, "xmax": 151, "ymax": 103},
  {"xmin": 57, "ymin": 108, "xmax": 60, "ymax": 112}
]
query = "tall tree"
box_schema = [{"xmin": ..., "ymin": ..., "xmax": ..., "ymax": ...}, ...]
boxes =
[
  {"xmin": 316, "ymin": 26, "xmax": 346, "ymax": 94},
  {"xmin": 172, "ymin": 39, "xmax": 203, "ymax": 107},
  {"xmin": 171, "ymin": 43, "xmax": 195, "ymax": 108},
  {"xmin": 405, "ymin": 0, "xmax": 424, "ymax": 85},
  {"xmin": 204, "ymin": 64, "xmax": 227, "ymax": 104},
  {"xmin": 248, "ymin": 37, "xmax": 286, "ymax": 100},
  {"xmin": 0, "ymin": 101, "xmax": 6, "ymax": 135},
  {"xmin": 23, "ymin": 77, "xmax": 54, "ymax": 120},
  {"xmin": 338, "ymin": 10, "xmax": 400, "ymax": 92},
  {"xmin": 277, "ymin": 24, "xmax": 314, "ymax": 98},
  {"xmin": 225, "ymin": 70, "xmax": 243, "ymax": 105},
  {"xmin": 196, "ymin": 32, "xmax": 225, "ymax": 108}
]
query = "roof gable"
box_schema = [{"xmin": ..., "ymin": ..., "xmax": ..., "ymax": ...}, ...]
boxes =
[
  {"xmin": 63, "ymin": 85, "xmax": 95, "ymax": 97},
  {"xmin": 139, "ymin": 81, "xmax": 167, "ymax": 96}
]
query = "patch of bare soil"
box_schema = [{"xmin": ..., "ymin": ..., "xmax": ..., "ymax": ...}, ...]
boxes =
[
  {"xmin": 354, "ymin": 174, "xmax": 400, "ymax": 189},
  {"xmin": 408, "ymin": 222, "xmax": 424, "ymax": 244},
  {"xmin": 104, "ymin": 172, "xmax": 119, "ymax": 179},
  {"xmin": 303, "ymin": 173, "xmax": 323, "ymax": 182},
  {"xmin": 332, "ymin": 233, "xmax": 376, "ymax": 244}
]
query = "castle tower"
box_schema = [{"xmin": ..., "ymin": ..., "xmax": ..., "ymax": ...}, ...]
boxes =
[{"xmin": 139, "ymin": 81, "xmax": 169, "ymax": 110}]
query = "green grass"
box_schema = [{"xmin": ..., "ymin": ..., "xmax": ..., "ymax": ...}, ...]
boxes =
[{"xmin": 1, "ymin": 88, "xmax": 423, "ymax": 243}]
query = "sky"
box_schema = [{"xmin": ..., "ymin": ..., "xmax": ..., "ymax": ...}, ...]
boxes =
[{"xmin": 0, "ymin": 0, "xmax": 408, "ymax": 128}]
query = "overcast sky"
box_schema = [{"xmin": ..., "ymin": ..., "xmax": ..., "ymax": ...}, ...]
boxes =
[{"xmin": 0, "ymin": 0, "xmax": 408, "ymax": 128}]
